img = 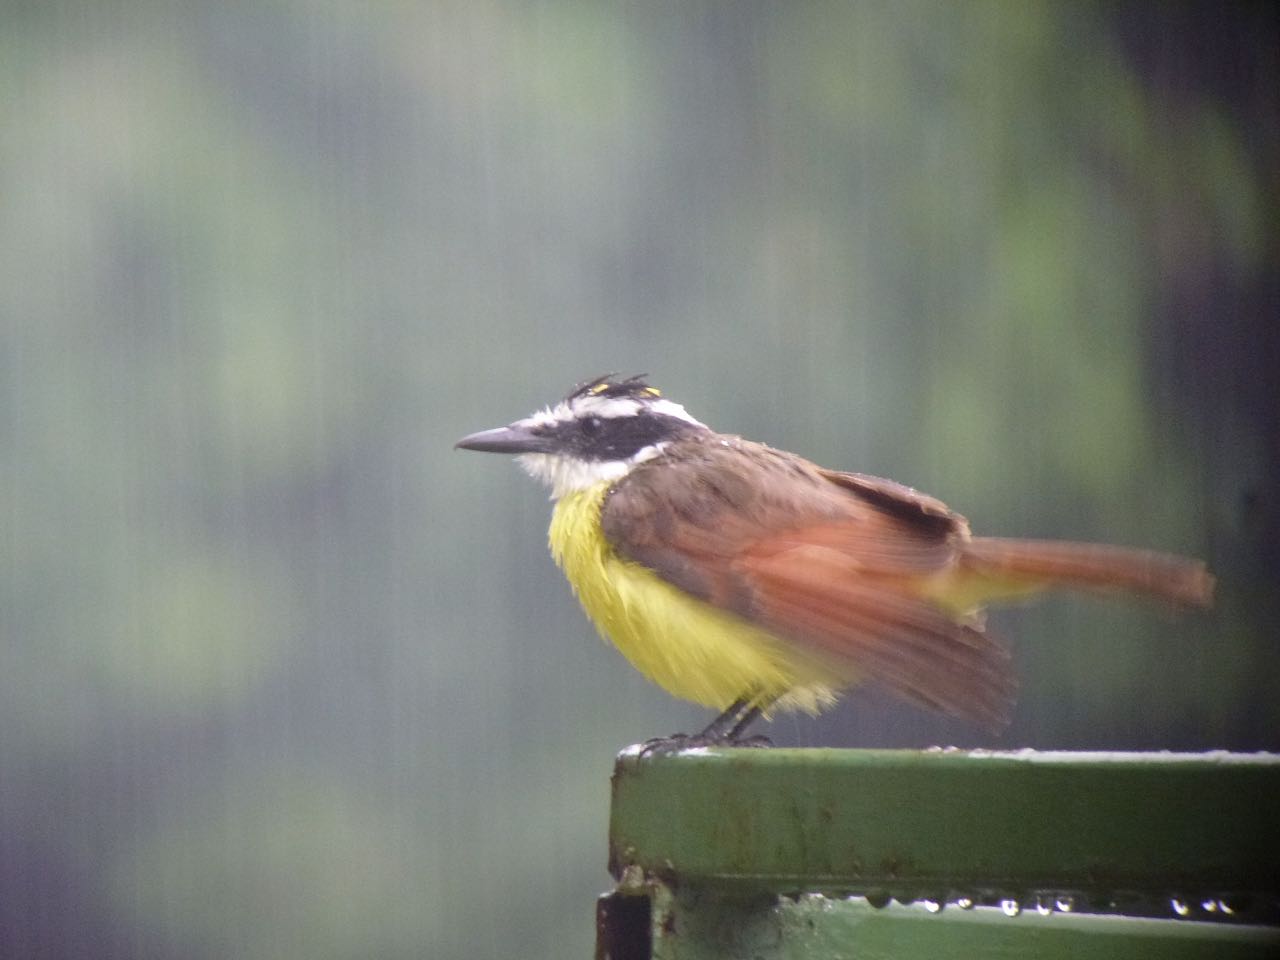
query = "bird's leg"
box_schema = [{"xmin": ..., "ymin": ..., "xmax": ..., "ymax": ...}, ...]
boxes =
[
  {"xmin": 716, "ymin": 696, "xmax": 774, "ymax": 748},
  {"xmin": 721, "ymin": 701, "xmax": 768, "ymax": 747},
  {"xmin": 697, "ymin": 697, "xmax": 756, "ymax": 740},
  {"xmin": 639, "ymin": 696, "xmax": 774, "ymax": 755}
]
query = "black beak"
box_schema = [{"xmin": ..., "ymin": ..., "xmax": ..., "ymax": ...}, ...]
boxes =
[{"xmin": 455, "ymin": 423, "xmax": 551, "ymax": 454}]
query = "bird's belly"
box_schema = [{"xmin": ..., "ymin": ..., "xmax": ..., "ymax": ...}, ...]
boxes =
[{"xmin": 548, "ymin": 488, "xmax": 838, "ymax": 714}]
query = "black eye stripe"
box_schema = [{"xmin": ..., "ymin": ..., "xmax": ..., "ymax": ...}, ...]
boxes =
[{"xmin": 555, "ymin": 412, "xmax": 700, "ymax": 460}]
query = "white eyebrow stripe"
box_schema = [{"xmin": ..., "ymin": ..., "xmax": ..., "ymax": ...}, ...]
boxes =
[
  {"xmin": 579, "ymin": 396, "xmax": 642, "ymax": 418},
  {"xmin": 647, "ymin": 398, "xmax": 704, "ymax": 425},
  {"xmin": 518, "ymin": 393, "xmax": 704, "ymax": 429}
]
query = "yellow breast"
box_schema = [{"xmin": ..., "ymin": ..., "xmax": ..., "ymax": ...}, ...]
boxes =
[{"xmin": 548, "ymin": 484, "xmax": 839, "ymax": 714}]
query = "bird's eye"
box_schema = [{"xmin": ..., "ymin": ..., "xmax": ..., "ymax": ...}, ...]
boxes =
[{"xmin": 582, "ymin": 416, "xmax": 603, "ymax": 435}]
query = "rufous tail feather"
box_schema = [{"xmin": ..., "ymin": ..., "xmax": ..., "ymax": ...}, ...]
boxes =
[{"xmin": 961, "ymin": 538, "xmax": 1214, "ymax": 608}]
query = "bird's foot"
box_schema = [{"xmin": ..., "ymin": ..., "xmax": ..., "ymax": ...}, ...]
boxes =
[
  {"xmin": 637, "ymin": 696, "xmax": 775, "ymax": 755},
  {"xmin": 638, "ymin": 731, "xmax": 773, "ymax": 756}
]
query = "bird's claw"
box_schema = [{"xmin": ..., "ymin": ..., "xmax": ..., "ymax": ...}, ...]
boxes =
[{"xmin": 638, "ymin": 731, "xmax": 773, "ymax": 756}]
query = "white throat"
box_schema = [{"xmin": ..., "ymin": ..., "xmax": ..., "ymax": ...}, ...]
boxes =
[{"xmin": 519, "ymin": 442, "xmax": 669, "ymax": 499}]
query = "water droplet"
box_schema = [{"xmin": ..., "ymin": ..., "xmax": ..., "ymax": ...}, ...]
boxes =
[
  {"xmin": 954, "ymin": 897, "xmax": 975, "ymax": 910},
  {"xmin": 1054, "ymin": 895, "xmax": 1075, "ymax": 913},
  {"xmin": 920, "ymin": 898, "xmax": 943, "ymax": 914},
  {"xmin": 1171, "ymin": 898, "xmax": 1191, "ymax": 918},
  {"xmin": 865, "ymin": 891, "xmax": 891, "ymax": 909},
  {"xmin": 1001, "ymin": 898, "xmax": 1021, "ymax": 917}
]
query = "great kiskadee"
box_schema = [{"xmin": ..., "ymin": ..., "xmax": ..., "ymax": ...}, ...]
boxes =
[{"xmin": 456, "ymin": 375, "xmax": 1214, "ymax": 743}]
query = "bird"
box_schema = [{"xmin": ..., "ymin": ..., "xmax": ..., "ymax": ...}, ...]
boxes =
[{"xmin": 455, "ymin": 374, "xmax": 1214, "ymax": 745}]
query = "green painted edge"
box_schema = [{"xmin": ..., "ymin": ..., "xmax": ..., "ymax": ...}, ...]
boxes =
[
  {"xmin": 648, "ymin": 893, "xmax": 1280, "ymax": 960},
  {"xmin": 609, "ymin": 748, "xmax": 1280, "ymax": 904}
]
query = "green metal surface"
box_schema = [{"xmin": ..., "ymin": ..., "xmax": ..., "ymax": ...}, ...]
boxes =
[
  {"xmin": 608, "ymin": 748, "xmax": 1280, "ymax": 904},
  {"xmin": 616, "ymin": 891, "xmax": 1280, "ymax": 960},
  {"xmin": 600, "ymin": 749, "xmax": 1280, "ymax": 957}
]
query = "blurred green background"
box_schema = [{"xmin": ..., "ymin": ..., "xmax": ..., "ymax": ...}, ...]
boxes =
[{"xmin": 2, "ymin": 2, "xmax": 1277, "ymax": 957}]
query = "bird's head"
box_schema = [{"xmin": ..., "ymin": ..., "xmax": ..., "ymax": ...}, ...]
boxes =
[{"xmin": 455, "ymin": 375, "xmax": 707, "ymax": 498}]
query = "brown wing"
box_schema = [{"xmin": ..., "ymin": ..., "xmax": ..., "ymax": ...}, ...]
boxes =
[{"xmin": 601, "ymin": 436, "xmax": 1016, "ymax": 730}]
